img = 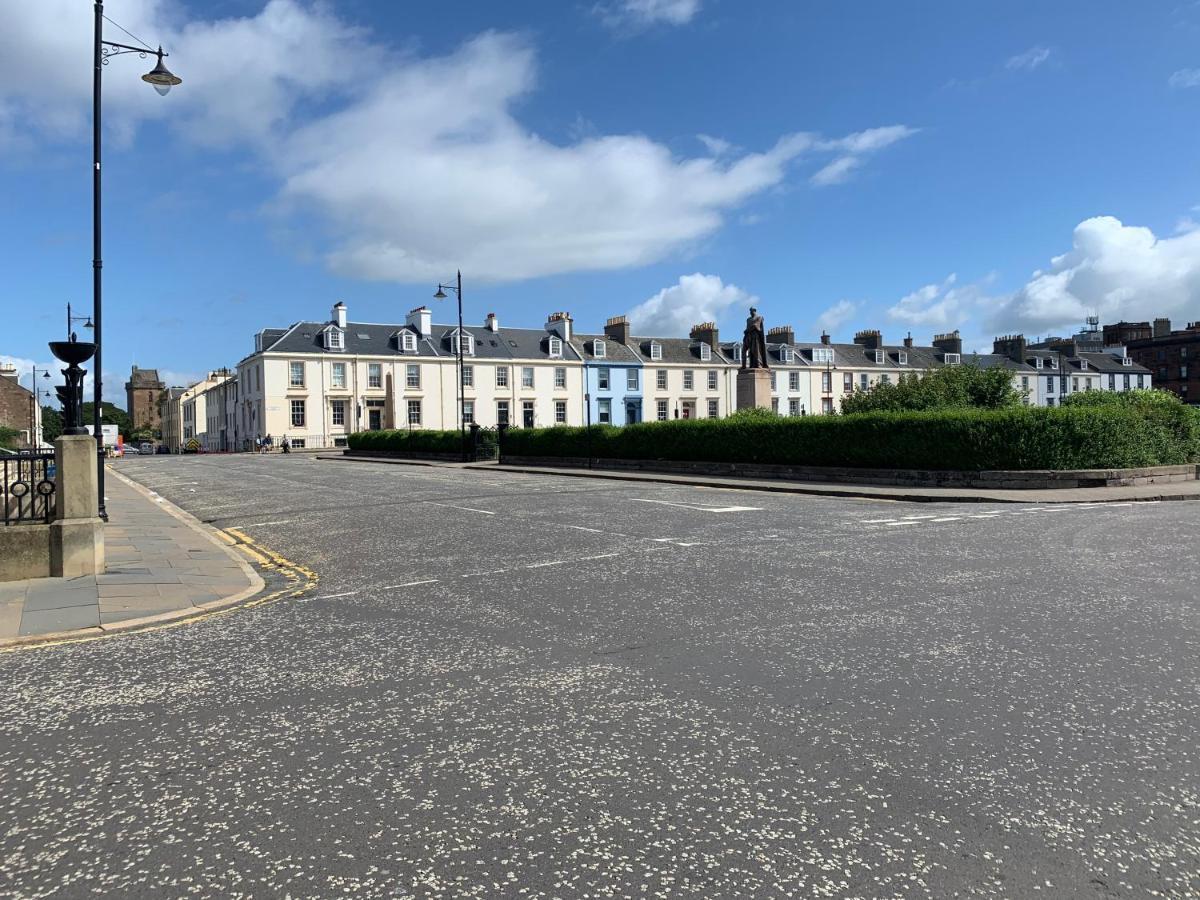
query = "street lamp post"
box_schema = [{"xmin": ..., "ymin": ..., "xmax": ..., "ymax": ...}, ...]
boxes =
[
  {"xmin": 27, "ymin": 368, "xmax": 51, "ymax": 448},
  {"xmin": 433, "ymin": 271, "xmax": 466, "ymax": 459},
  {"xmin": 91, "ymin": 0, "xmax": 181, "ymax": 519}
]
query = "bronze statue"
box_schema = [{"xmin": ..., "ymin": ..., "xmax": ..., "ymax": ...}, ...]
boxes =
[{"xmin": 741, "ymin": 306, "xmax": 769, "ymax": 370}]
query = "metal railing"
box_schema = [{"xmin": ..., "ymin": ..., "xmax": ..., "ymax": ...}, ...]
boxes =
[{"xmin": 2, "ymin": 451, "xmax": 56, "ymax": 526}]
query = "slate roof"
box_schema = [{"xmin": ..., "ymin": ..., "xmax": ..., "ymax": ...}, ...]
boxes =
[
  {"xmin": 570, "ymin": 333, "xmax": 642, "ymax": 364},
  {"xmin": 628, "ymin": 336, "xmax": 735, "ymax": 365},
  {"xmin": 257, "ymin": 320, "xmax": 583, "ymax": 363},
  {"xmin": 1075, "ymin": 352, "xmax": 1151, "ymax": 375}
]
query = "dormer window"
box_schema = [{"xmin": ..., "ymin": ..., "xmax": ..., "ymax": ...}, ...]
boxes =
[
  {"xmin": 593, "ymin": 340, "xmax": 606, "ymax": 358},
  {"xmin": 898, "ymin": 352, "xmax": 908, "ymax": 365},
  {"xmin": 1034, "ymin": 357, "xmax": 1044, "ymax": 370},
  {"xmin": 699, "ymin": 343, "xmax": 712, "ymax": 362},
  {"xmin": 1122, "ymin": 356, "xmax": 1133, "ymax": 366},
  {"xmin": 943, "ymin": 353, "xmax": 961, "ymax": 365},
  {"xmin": 1079, "ymin": 359, "xmax": 1088, "ymax": 370},
  {"xmin": 325, "ymin": 327, "xmax": 344, "ymax": 351},
  {"xmin": 451, "ymin": 331, "xmax": 474, "ymax": 356},
  {"xmin": 548, "ymin": 336, "xmax": 563, "ymax": 358},
  {"xmin": 649, "ymin": 342, "xmax": 662, "ymax": 361},
  {"xmin": 872, "ymin": 349, "xmax": 884, "ymax": 364},
  {"xmin": 812, "ymin": 347, "xmax": 834, "ymax": 364},
  {"xmin": 731, "ymin": 345, "xmax": 742, "ymax": 362},
  {"xmin": 1048, "ymin": 357, "xmax": 1058, "ymax": 369},
  {"xmin": 780, "ymin": 346, "xmax": 792, "ymax": 363},
  {"xmin": 401, "ymin": 331, "xmax": 417, "ymax": 352}
]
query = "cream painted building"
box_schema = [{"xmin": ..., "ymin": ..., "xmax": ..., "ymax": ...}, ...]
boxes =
[{"xmin": 235, "ymin": 303, "xmax": 588, "ymax": 449}]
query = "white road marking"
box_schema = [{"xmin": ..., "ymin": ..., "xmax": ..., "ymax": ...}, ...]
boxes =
[
  {"xmin": 900, "ymin": 514, "xmax": 938, "ymax": 520},
  {"xmin": 429, "ymin": 502, "xmax": 495, "ymax": 516},
  {"xmin": 315, "ymin": 591, "xmax": 359, "ymax": 600},
  {"xmin": 632, "ymin": 499, "xmax": 762, "ymax": 513},
  {"xmin": 579, "ymin": 552, "xmax": 620, "ymax": 561},
  {"xmin": 382, "ymin": 579, "xmax": 440, "ymax": 589},
  {"xmin": 931, "ymin": 517, "xmax": 963, "ymax": 523},
  {"xmin": 563, "ymin": 525, "xmax": 607, "ymax": 533},
  {"xmin": 863, "ymin": 519, "xmax": 897, "ymax": 524},
  {"xmin": 885, "ymin": 521, "xmax": 920, "ymax": 527},
  {"xmin": 968, "ymin": 514, "xmax": 1001, "ymax": 518},
  {"xmin": 525, "ymin": 560, "xmax": 567, "ymax": 568}
]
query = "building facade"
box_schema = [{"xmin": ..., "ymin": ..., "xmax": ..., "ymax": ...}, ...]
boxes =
[
  {"xmin": 1116, "ymin": 318, "xmax": 1200, "ymax": 404},
  {"xmin": 0, "ymin": 364, "xmax": 40, "ymax": 448},
  {"xmin": 125, "ymin": 366, "xmax": 165, "ymax": 433}
]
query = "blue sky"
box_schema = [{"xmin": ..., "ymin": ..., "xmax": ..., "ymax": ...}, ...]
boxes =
[{"xmin": 3, "ymin": 0, "xmax": 1199, "ymax": 400}]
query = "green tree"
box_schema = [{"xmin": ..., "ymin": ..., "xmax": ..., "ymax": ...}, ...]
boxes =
[
  {"xmin": 79, "ymin": 402, "xmax": 132, "ymax": 436},
  {"xmin": 840, "ymin": 361, "xmax": 1026, "ymax": 414},
  {"xmin": 0, "ymin": 426, "xmax": 19, "ymax": 450},
  {"xmin": 40, "ymin": 406, "xmax": 63, "ymax": 442}
]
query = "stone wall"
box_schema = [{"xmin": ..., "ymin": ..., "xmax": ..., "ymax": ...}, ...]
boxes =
[{"xmin": 0, "ymin": 525, "xmax": 51, "ymax": 581}]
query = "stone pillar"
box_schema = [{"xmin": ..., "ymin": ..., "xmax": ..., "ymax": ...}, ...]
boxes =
[
  {"xmin": 50, "ymin": 434, "xmax": 105, "ymax": 578},
  {"xmin": 737, "ymin": 369, "xmax": 772, "ymax": 410}
]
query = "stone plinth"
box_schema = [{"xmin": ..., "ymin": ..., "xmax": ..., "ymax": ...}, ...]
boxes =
[
  {"xmin": 737, "ymin": 368, "xmax": 772, "ymax": 410},
  {"xmin": 50, "ymin": 434, "xmax": 104, "ymax": 578}
]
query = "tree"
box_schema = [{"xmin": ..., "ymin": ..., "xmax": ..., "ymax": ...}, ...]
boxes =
[
  {"xmin": 41, "ymin": 406, "xmax": 63, "ymax": 442},
  {"xmin": 840, "ymin": 361, "xmax": 1025, "ymax": 414},
  {"xmin": 80, "ymin": 402, "xmax": 132, "ymax": 437},
  {"xmin": 0, "ymin": 426, "xmax": 19, "ymax": 450}
]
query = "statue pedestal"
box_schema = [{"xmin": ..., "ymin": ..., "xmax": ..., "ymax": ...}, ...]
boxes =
[
  {"xmin": 50, "ymin": 434, "xmax": 105, "ymax": 578},
  {"xmin": 737, "ymin": 368, "xmax": 772, "ymax": 411}
]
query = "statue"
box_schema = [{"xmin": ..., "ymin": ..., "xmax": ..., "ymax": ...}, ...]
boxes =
[{"xmin": 741, "ymin": 306, "xmax": 769, "ymax": 370}]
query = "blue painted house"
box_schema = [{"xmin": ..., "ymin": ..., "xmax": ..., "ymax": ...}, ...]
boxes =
[{"xmin": 570, "ymin": 317, "xmax": 644, "ymax": 426}]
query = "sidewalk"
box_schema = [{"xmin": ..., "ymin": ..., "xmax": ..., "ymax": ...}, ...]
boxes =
[
  {"xmin": 322, "ymin": 453, "xmax": 1200, "ymax": 504},
  {"xmin": 0, "ymin": 469, "xmax": 263, "ymax": 647}
]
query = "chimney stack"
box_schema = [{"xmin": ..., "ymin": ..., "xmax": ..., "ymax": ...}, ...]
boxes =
[
  {"xmin": 485, "ymin": 312, "xmax": 499, "ymax": 333},
  {"xmin": 820, "ymin": 331, "xmax": 831, "ymax": 345},
  {"xmin": 903, "ymin": 332, "xmax": 914, "ymax": 349},
  {"xmin": 604, "ymin": 315, "xmax": 631, "ymax": 344},
  {"xmin": 546, "ymin": 311, "xmax": 573, "ymax": 342},
  {"xmin": 932, "ymin": 330, "xmax": 963, "ymax": 356},
  {"xmin": 406, "ymin": 305, "xmax": 432, "ymax": 338},
  {"xmin": 690, "ymin": 321, "xmax": 720, "ymax": 350},
  {"xmin": 1154, "ymin": 317, "xmax": 1172, "ymax": 338},
  {"xmin": 767, "ymin": 325, "xmax": 794, "ymax": 346},
  {"xmin": 853, "ymin": 329, "xmax": 883, "ymax": 350},
  {"xmin": 332, "ymin": 301, "xmax": 347, "ymax": 329},
  {"xmin": 992, "ymin": 334, "xmax": 1027, "ymax": 363}
]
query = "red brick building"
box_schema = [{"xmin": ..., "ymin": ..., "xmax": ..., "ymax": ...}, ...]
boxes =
[
  {"xmin": 0, "ymin": 364, "xmax": 37, "ymax": 447},
  {"xmin": 1113, "ymin": 318, "xmax": 1200, "ymax": 404},
  {"xmin": 125, "ymin": 366, "xmax": 165, "ymax": 433}
]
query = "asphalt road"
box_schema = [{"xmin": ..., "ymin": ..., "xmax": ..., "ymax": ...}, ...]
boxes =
[{"xmin": 1, "ymin": 454, "xmax": 1197, "ymax": 899}]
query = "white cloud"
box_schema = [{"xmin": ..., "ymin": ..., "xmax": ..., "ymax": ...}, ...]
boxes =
[
  {"xmin": 594, "ymin": 0, "xmax": 701, "ymax": 29},
  {"xmin": 697, "ymin": 133, "xmax": 734, "ymax": 156},
  {"xmin": 810, "ymin": 125, "xmax": 918, "ymax": 187},
  {"xmin": 0, "ymin": 3, "xmax": 915, "ymax": 283},
  {"xmin": 990, "ymin": 215, "xmax": 1200, "ymax": 334},
  {"xmin": 887, "ymin": 274, "xmax": 996, "ymax": 329},
  {"xmin": 814, "ymin": 299, "xmax": 858, "ymax": 334},
  {"xmin": 626, "ymin": 273, "xmax": 754, "ymax": 336},
  {"xmin": 159, "ymin": 369, "xmax": 204, "ymax": 389},
  {"xmin": 1005, "ymin": 46, "xmax": 1052, "ymax": 71},
  {"xmin": 1169, "ymin": 68, "xmax": 1200, "ymax": 88}
]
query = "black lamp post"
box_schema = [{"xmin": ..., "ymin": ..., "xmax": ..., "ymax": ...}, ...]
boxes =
[
  {"xmin": 433, "ymin": 271, "xmax": 466, "ymax": 459},
  {"xmin": 92, "ymin": 0, "xmax": 181, "ymax": 519},
  {"xmin": 27, "ymin": 368, "xmax": 51, "ymax": 448}
]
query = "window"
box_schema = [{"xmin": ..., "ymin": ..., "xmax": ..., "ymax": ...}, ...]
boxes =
[
  {"xmin": 497, "ymin": 400, "xmax": 510, "ymax": 426},
  {"xmin": 326, "ymin": 328, "xmax": 344, "ymax": 350},
  {"xmin": 649, "ymin": 342, "xmax": 662, "ymax": 361},
  {"xmin": 1079, "ymin": 359, "xmax": 1089, "ymax": 370},
  {"xmin": 522, "ymin": 366, "xmax": 535, "ymax": 388},
  {"xmin": 289, "ymin": 361, "xmax": 305, "ymax": 387},
  {"xmin": 331, "ymin": 362, "xmax": 346, "ymax": 389},
  {"xmin": 598, "ymin": 367, "xmax": 611, "ymax": 390},
  {"xmin": 452, "ymin": 332, "xmax": 474, "ymax": 356},
  {"xmin": 813, "ymin": 347, "xmax": 834, "ymax": 364},
  {"xmin": 1061, "ymin": 375, "xmax": 1068, "ymax": 395},
  {"xmin": 699, "ymin": 344, "xmax": 712, "ymax": 362},
  {"xmin": 771, "ymin": 398, "xmax": 779, "ymax": 413},
  {"xmin": 821, "ymin": 397, "xmax": 833, "ymax": 414},
  {"xmin": 406, "ymin": 364, "xmax": 421, "ymax": 389},
  {"xmin": 1073, "ymin": 377, "xmax": 1079, "ymax": 391},
  {"xmin": 331, "ymin": 399, "xmax": 345, "ymax": 426},
  {"xmin": 290, "ymin": 399, "xmax": 305, "ymax": 427},
  {"xmin": 1122, "ymin": 357, "xmax": 1133, "ymax": 367},
  {"xmin": 1046, "ymin": 397, "xmax": 1056, "ymax": 407},
  {"xmin": 1035, "ymin": 358, "xmax": 1044, "ymax": 370},
  {"xmin": 1159, "ymin": 367, "xmax": 1168, "ymax": 380},
  {"xmin": 821, "ymin": 371, "xmax": 832, "ymax": 392},
  {"xmin": 368, "ymin": 363, "xmax": 382, "ymax": 389},
  {"xmin": 548, "ymin": 337, "xmax": 563, "ymax": 358},
  {"xmin": 780, "ymin": 347, "xmax": 792, "ymax": 363},
  {"xmin": 843, "ymin": 373, "xmax": 853, "ymax": 392},
  {"xmin": 1109, "ymin": 374, "xmax": 1116, "ymax": 390},
  {"xmin": 1183, "ymin": 347, "xmax": 1190, "ymax": 360},
  {"xmin": 769, "ymin": 372, "xmax": 776, "ymax": 391},
  {"xmin": 594, "ymin": 340, "xmax": 606, "ymax": 358},
  {"xmin": 290, "ymin": 438, "xmax": 306, "ymax": 449},
  {"xmin": 1048, "ymin": 357, "xmax": 1058, "ymax": 370},
  {"xmin": 461, "ymin": 365, "xmax": 474, "ymax": 387},
  {"xmin": 708, "ymin": 370, "xmax": 718, "ymax": 391},
  {"xmin": 627, "ymin": 368, "xmax": 639, "ymax": 390},
  {"xmin": 656, "ymin": 399, "xmax": 669, "ymax": 421},
  {"xmin": 1138, "ymin": 374, "xmax": 1145, "ymax": 388},
  {"xmin": 683, "ymin": 370, "xmax": 695, "ymax": 391},
  {"xmin": 881, "ymin": 374, "xmax": 891, "ymax": 385},
  {"xmin": 401, "ymin": 331, "xmax": 417, "ymax": 352},
  {"xmin": 496, "ymin": 366, "xmax": 509, "ymax": 388},
  {"xmin": 873, "ymin": 349, "xmax": 884, "ymax": 364},
  {"xmin": 1022, "ymin": 376, "xmax": 1029, "ymax": 390},
  {"xmin": 944, "ymin": 353, "xmax": 961, "ymax": 365},
  {"xmin": 554, "ymin": 367, "xmax": 567, "ymax": 389},
  {"xmin": 789, "ymin": 399, "xmax": 800, "ymax": 416},
  {"xmin": 898, "ymin": 352, "xmax": 908, "ymax": 365},
  {"xmin": 1046, "ymin": 375, "xmax": 1055, "ymax": 393},
  {"xmin": 731, "ymin": 345, "xmax": 742, "ymax": 363},
  {"xmin": 407, "ymin": 399, "xmax": 421, "ymax": 426},
  {"xmin": 789, "ymin": 371, "xmax": 800, "ymax": 392},
  {"xmin": 860, "ymin": 373, "xmax": 869, "ymax": 391},
  {"xmin": 656, "ymin": 369, "xmax": 668, "ymax": 390},
  {"xmin": 598, "ymin": 398, "xmax": 612, "ymax": 424},
  {"xmin": 1182, "ymin": 365, "xmax": 1190, "ymax": 379},
  {"xmin": 462, "ymin": 400, "xmax": 475, "ymax": 425},
  {"xmin": 707, "ymin": 399, "xmax": 719, "ymax": 418},
  {"xmin": 1123, "ymin": 374, "xmax": 1130, "ymax": 390},
  {"xmin": 554, "ymin": 400, "xmax": 567, "ymax": 423}
]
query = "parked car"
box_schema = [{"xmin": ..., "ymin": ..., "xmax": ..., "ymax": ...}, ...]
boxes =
[{"xmin": 122, "ymin": 446, "xmax": 141, "ymax": 455}]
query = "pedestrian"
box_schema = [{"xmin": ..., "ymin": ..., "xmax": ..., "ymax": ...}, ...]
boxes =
[{"xmin": 281, "ymin": 437, "xmax": 291, "ymax": 454}]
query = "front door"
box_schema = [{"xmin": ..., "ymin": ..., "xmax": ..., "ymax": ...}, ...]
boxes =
[
  {"xmin": 625, "ymin": 400, "xmax": 641, "ymax": 424},
  {"xmin": 368, "ymin": 409, "xmax": 382, "ymax": 430},
  {"xmin": 522, "ymin": 401, "xmax": 535, "ymax": 428}
]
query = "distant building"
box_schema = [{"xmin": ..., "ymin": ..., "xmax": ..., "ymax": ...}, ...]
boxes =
[
  {"xmin": 125, "ymin": 366, "xmax": 165, "ymax": 433},
  {"xmin": 1112, "ymin": 318, "xmax": 1200, "ymax": 404},
  {"xmin": 159, "ymin": 387, "xmax": 187, "ymax": 452},
  {"xmin": 0, "ymin": 363, "xmax": 38, "ymax": 447}
]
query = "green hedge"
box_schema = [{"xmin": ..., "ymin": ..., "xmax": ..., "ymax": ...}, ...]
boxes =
[
  {"xmin": 347, "ymin": 429, "xmax": 465, "ymax": 454},
  {"xmin": 501, "ymin": 403, "xmax": 1200, "ymax": 471}
]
